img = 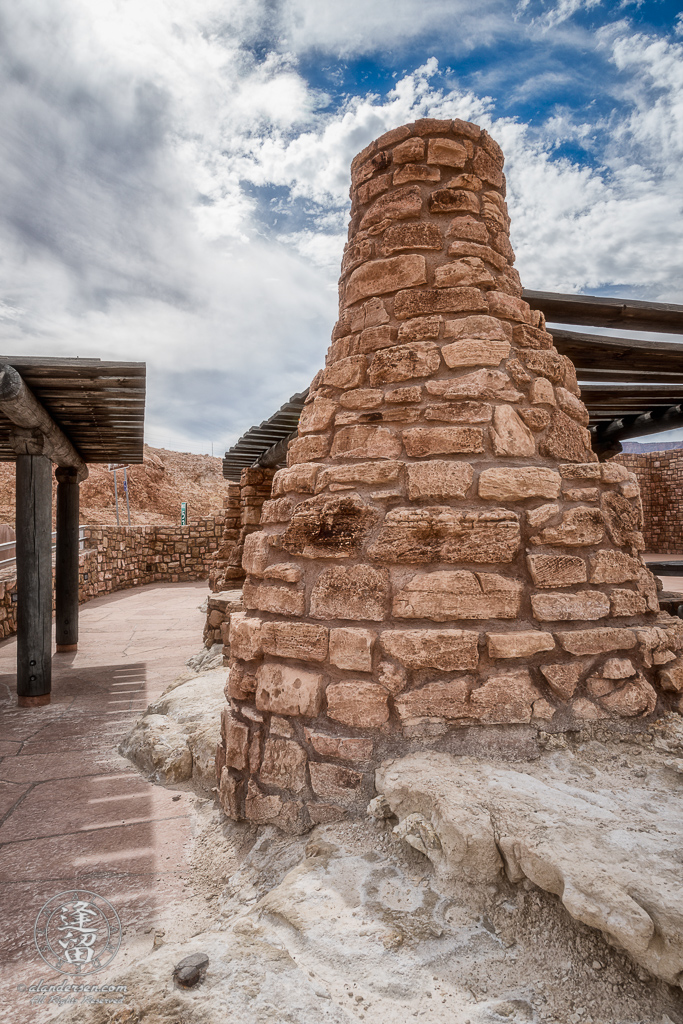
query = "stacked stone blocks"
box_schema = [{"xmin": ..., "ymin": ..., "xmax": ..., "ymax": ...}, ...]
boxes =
[{"xmin": 217, "ymin": 119, "xmax": 683, "ymax": 833}]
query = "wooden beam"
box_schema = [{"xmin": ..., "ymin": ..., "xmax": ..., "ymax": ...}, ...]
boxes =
[
  {"xmin": 55, "ymin": 467, "xmax": 80, "ymax": 653},
  {"xmin": 0, "ymin": 364, "xmax": 88, "ymax": 480},
  {"xmin": 550, "ymin": 327, "xmax": 683, "ymax": 372},
  {"xmin": 523, "ymin": 290, "xmax": 683, "ymax": 334},
  {"xmin": 15, "ymin": 455, "xmax": 52, "ymax": 706}
]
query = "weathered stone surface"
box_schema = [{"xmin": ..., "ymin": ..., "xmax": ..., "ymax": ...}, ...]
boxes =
[
  {"xmin": 406, "ymin": 460, "xmax": 473, "ymax": 500},
  {"xmin": 610, "ymin": 589, "xmax": 648, "ymax": 617},
  {"xmin": 395, "ymin": 679, "xmax": 472, "ymax": 721},
  {"xmin": 599, "ymin": 676, "xmax": 657, "ymax": 717},
  {"xmin": 443, "ymin": 314, "xmax": 511, "ymax": 341},
  {"xmin": 659, "ymin": 662, "xmax": 683, "ymax": 692},
  {"xmin": 316, "ymin": 461, "xmax": 401, "ymax": 492},
  {"xmin": 491, "ymin": 406, "xmax": 535, "ymax": 457},
  {"xmin": 256, "ymin": 662, "xmax": 324, "ymax": 717},
  {"xmin": 379, "ymin": 628, "xmax": 479, "ymax": 670},
  {"xmin": 427, "ymin": 137, "xmax": 468, "ymax": 167},
  {"xmin": 530, "ymin": 507, "xmax": 605, "ymax": 547},
  {"xmin": 486, "ymin": 291, "xmax": 531, "ymax": 322},
  {"xmin": 563, "ymin": 486, "xmax": 599, "ymax": 503},
  {"xmin": 487, "ymin": 631, "xmax": 555, "ymax": 659},
  {"xmin": 360, "ymin": 185, "xmax": 422, "ymax": 230},
  {"xmin": 224, "ymin": 710, "xmax": 249, "ymax": 771},
  {"xmin": 603, "ymin": 657, "xmax": 636, "ymax": 679},
  {"xmin": 560, "ymin": 463, "xmax": 601, "ymax": 480},
  {"xmin": 393, "ymin": 571, "xmax": 523, "ymax": 620},
  {"xmin": 288, "ymin": 435, "xmax": 331, "ymax": 465},
  {"xmin": 424, "ymin": 401, "xmax": 493, "ymax": 423},
  {"xmin": 588, "ymin": 550, "xmax": 642, "ymax": 584},
  {"xmin": 322, "ymin": 356, "xmax": 366, "ymax": 390},
  {"xmin": 243, "ymin": 581, "xmax": 305, "ymax": 617},
  {"xmin": 539, "ymin": 662, "xmax": 584, "ymax": 700},
  {"xmin": 330, "ymin": 425, "xmax": 402, "ymax": 460},
  {"xmin": 244, "ymin": 781, "xmax": 282, "ymax": 825},
  {"xmin": 427, "ymin": 368, "xmax": 523, "ymax": 402},
  {"xmin": 368, "ymin": 507, "xmax": 520, "ymax": 564},
  {"xmin": 393, "ymin": 164, "xmax": 441, "ymax": 184},
  {"xmin": 527, "ymin": 553, "xmax": 587, "ymax": 588},
  {"xmin": 260, "ymin": 497, "xmax": 294, "ymax": 523},
  {"xmin": 529, "ymin": 377, "xmax": 555, "ymax": 405},
  {"xmin": 556, "ymin": 628, "xmax": 636, "ymax": 655},
  {"xmin": 328, "ymin": 627, "xmax": 374, "ymax": 672},
  {"xmin": 601, "ymin": 491, "xmax": 644, "ymax": 549},
  {"xmin": 227, "ymin": 664, "xmax": 257, "ymax": 700},
  {"xmin": 229, "ymin": 612, "xmax": 262, "ymax": 661},
  {"xmin": 403, "ymin": 426, "xmax": 484, "ymax": 456},
  {"xmin": 260, "ymin": 621, "xmax": 329, "ymax": 662},
  {"xmin": 358, "ymin": 325, "xmax": 396, "ymax": 353},
  {"xmin": 394, "ymin": 286, "xmax": 487, "ymax": 320},
  {"xmin": 326, "ymin": 681, "xmax": 389, "ymax": 727},
  {"xmin": 556, "ymin": 387, "xmax": 589, "ymax": 426},
  {"xmin": 429, "ymin": 188, "xmax": 479, "ymax": 215},
  {"xmin": 434, "ymin": 258, "xmax": 495, "ymax": 289},
  {"xmin": 521, "ymin": 349, "xmax": 565, "ymax": 383},
  {"xmin": 368, "ymin": 341, "xmax": 441, "ymax": 385},
  {"xmin": 397, "ymin": 315, "xmax": 441, "ymax": 341},
  {"xmin": 446, "ymin": 241, "xmax": 505, "ymax": 269},
  {"xmin": 341, "ymin": 237, "xmax": 374, "ymax": 275},
  {"xmin": 272, "ymin": 463, "xmax": 320, "ymax": 496},
  {"xmin": 242, "ymin": 532, "xmax": 271, "ymax": 577},
  {"xmin": 262, "ymin": 564, "xmax": 303, "ymax": 584},
  {"xmin": 345, "ymin": 255, "xmax": 427, "ymax": 305},
  {"xmin": 526, "ymin": 503, "xmax": 559, "ymax": 529},
  {"xmin": 478, "ymin": 467, "xmax": 561, "ymax": 501},
  {"xmin": 531, "ymin": 591, "xmax": 610, "ymax": 622},
  {"xmin": 519, "ymin": 407, "xmax": 551, "ymax": 432},
  {"xmin": 260, "ymin": 738, "xmax": 308, "ymax": 793},
  {"xmin": 377, "ymin": 660, "xmax": 407, "ymax": 693},
  {"xmin": 386, "ymin": 385, "xmax": 423, "ymax": 402},
  {"xmin": 442, "ymin": 338, "xmax": 510, "ymax": 367},
  {"xmin": 393, "ymin": 137, "xmax": 425, "ymax": 162},
  {"xmin": 513, "ymin": 323, "xmax": 554, "ymax": 349},
  {"xmin": 446, "ymin": 214, "xmax": 489, "ymax": 242},
  {"xmin": 298, "ymin": 397, "xmax": 338, "ymax": 434},
  {"xmin": 281, "ymin": 495, "xmax": 377, "ymax": 559},
  {"xmin": 308, "ymin": 762, "xmax": 364, "ymax": 806},
  {"xmin": 381, "ymin": 223, "xmax": 442, "ymax": 254},
  {"xmin": 540, "ymin": 409, "xmax": 594, "ymax": 463},
  {"xmin": 469, "ymin": 670, "xmax": 540, "ymax": 723},
  {"xmin": 305, "ymin": 730, "xmax": 373, "ymax": 763},
  {"xmin": 310, "ymin": 565, "xmax": 390, "ymax": 621}
]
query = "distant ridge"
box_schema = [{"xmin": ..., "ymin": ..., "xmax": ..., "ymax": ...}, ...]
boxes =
[{"xmin": 620, "ymin": 440, "xmax": 683, "ymax": 454}]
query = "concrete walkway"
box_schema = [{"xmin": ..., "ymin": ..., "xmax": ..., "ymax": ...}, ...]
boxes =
[{"xmin": 0, "ymin": 581, "xmax": 210, "ymax": 1022}]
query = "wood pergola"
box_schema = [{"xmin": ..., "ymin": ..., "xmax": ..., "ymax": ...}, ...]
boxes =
[
  {"xmin": 0, "ymin": 356, "xmax": 145, "ymax": 706},
  {"xmin": 222, "ymin": 290, "xmax": 683, "ymax": 479}
]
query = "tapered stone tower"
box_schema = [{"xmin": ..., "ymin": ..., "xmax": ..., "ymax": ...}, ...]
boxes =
[{"xmin": 216, "ymin": 119, "xmax": 683, "ymax": 833}]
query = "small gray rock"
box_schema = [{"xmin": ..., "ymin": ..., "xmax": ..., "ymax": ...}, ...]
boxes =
[{"xmin": 173, "ymin": 951, "xmax": 209, "ymax": 987}]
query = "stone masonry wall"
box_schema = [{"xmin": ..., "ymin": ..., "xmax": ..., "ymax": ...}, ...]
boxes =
[
  {"xmin": 615, "ymin": 451, "xmax": 683, "ymax": 553},
  {"xmin": 217, "ymin": 119, "xmax": 683, "ymax": 834},
  {"xmin": 0, "ymin": 515, "xmax": 224, "ymax": 640}
]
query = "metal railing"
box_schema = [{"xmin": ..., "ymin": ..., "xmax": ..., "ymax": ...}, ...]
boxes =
[{"xmin": 0, "ymin": 526, "xmax": 87, "ymax": 572}]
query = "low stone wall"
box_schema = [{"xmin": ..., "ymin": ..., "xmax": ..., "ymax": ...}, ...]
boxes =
[
  {"xmin": 614, "ymin": 450, "xmax": 683, "ymax": 553},
  {"xmin": 0, "ymin": 515, "xmax": 224, "ymax": 640}
]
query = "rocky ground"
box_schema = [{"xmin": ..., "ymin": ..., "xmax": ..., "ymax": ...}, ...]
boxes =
[
  {"xmin": 0, "ymin": 445, "xmax": 229, "ymax": 528},
  {"xmin": 55, "ymin": 664, "xmax": 683, "ymax": 1024}
]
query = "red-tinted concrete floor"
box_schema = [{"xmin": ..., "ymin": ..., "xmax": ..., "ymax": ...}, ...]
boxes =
[{"xmin": 0, "ymin": 580, "xmax": 210, "ymax": 1022}]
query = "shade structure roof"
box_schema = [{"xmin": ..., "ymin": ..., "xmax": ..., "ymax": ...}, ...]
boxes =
[
  {"xmin": 222, "ymin": 290, "xmax": 683, "ymax": 478},
  {"xmin": 0, "ymin": 356, "xmax": 146, "ymax": 464}
]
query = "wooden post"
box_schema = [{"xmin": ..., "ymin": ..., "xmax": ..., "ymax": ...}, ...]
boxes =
[
  {"xmin": 15, "ymin": 455, "xmax": 52, "ymax": 706},
  {"xmin": 55, "ymin": 467, "xmax": 79, "ymax": 653}
]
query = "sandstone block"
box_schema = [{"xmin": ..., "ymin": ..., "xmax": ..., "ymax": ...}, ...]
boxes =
[
  {"xmin": 298, "ymin": 396, "xmax": 338, "ymax": 434},
  {"xmin": 338, "ymin": 388, "xmax": 383, "ymax": 409},
  {"xmin": 386, "ymin": 385, "xmax": 423, "ymax": 402},
  {"xmin": 527, "ymin": 553, "xmax": 587, "ymax": 588},
  {"xmin": 244, "ymin": 781, "xmax": 283, "ymax": 825},
  {"xmin": 395, "ymin": 678, "xmax": 471, "ymax": 722},
  {"xmin": 394, "ymin": 286, "xmax": 487, "ymax": 320},
  {"xmin": 571, "ymin": 698, "xmax": 605, "ymax": 720},
  {"xmin": 227, "ymin": 664, "xmax": 257, "ymax": 700},
  {"xmin": 262, "ymin": 564, "xmax": 302, "ymax": 584},
  {"xmin": 380, "ymin": 628, "xmax": 479, "ymax": 670},
  {"xmin": 260, "ymin": 497, "xmax": 294, "ymax": 523},
  {"xmin": 427, "ymin": 137, "xmax": 468, "ymax": 167},
  {"xmin": 397, "ymin": 315, "xmax": 441, "ymax": 341},
  {"xmin": 229, "ymin": 612, "xmax": 262, "ymax": 661},
  {"xmin": 427, "ymin": 369, "xmax": 523, "ymax": 402},
  {"xmin": 326, "ymin": 681, "xmax": 389, "ymax": 728},
  {"xmin": 310, "ymin": 564, "xmax": 390, "ymax": 621},
  {"xmin": 478, "ymin": 467, "xmax": 561, "ymax": 501},
  {"xmin": 601, "ymin": 462, "xmax": 630, "ymax": 483},
  {"xmin": 242, "ymin": 532, "xmax": 270, "ymax": 577},
  {"xmin": 259, "ymin": 738, "xmax": 307, "ymax": 793},
  {"xmin": 599, "ymin": 676, "xmax": 657, "ymax": 717},
  {"xmin": 424, "ymin": 402, "xmax": 493, "ymax": 423},
  {"xmin": 521, "ymin": 349, "xmax": 565, "ymax": 383},
  {"xmin": 406, "ymin": 460, "xmax": 473, "ymax": 500},
  {"xmin": 491, "ymin": 406, "xmax": 535, "ymax": 456},
  {"xmin": 603, "ymin": 657, "xmax": 636, "ymax": 679},
  {"xmin": 255, "ymin": 662, "xmax": 324, "ymax": 717},
  {"xmin": 443, "ymin": 314, "xmax": 511, "ymax": 341},
  {"xmin": 381, "ymin": 223, "xmax": 443, "ymax": 255},
  {"xmin": 309, "ymin": 762, "xmax": 364, "ymax": 807},
  {"xmin": 342, "ymin": 236, "xmax": 374, "ymax": 275},
  {"xmin": 329, "ymin": 627, "xmax": 374, "ymax": 672},
  {"xmin": 659, "ymin": 663, "xmax": 683, "ymax": 692},
  {"xmin": 224, "ymin": 711, "xmax": 249, "ymax": 771},
  {"xmin": 446, "ymin": 215, "xmax": 489, "ymax": 243},
  {"xmin": 394, "ymin": 164, "xmax": 441, "ymax": 184},
  {"xmin": 434, "ymin": 258, "xmax": 495, "ymax": 289},
  {"xmin": 260, "ymin": 621, "xmax": 329, "ymax": 662},
  {"xmin": 531, "ymin": 507, "xmax": 605, "ymax": 547},
  {"xmin": 486, "ymin": 292, "xmax": 531, "ymax": 322},
  {"xmin": 472, "ymin": 148, "xmax": 504, "ymax": 186},
  {"xmin": 601, "ymin": 491, "xmax": 644, "ymax": 549},
  {"xmin": 243, "ymin": 581, "xmax": 305, "ymax": 617},
  {"xmin": 531, "ymin": 591, "xmax": 610, "ymax": 622},
  {"xmin": 589, "ymin": 550, "xmax": 641, "ymax": 584},
  {"xmin": 513, "ymin": 323, "xmax": 554, "ymax": 349},
  {"xmin": 403, "ymin": 426, "xmax": 484, "ymax": 457},
  {"xmin": 345, "ymin": 255, "xmax": 427, "ymax": 305},
  {"xmin": 442, "ymin": 338, "xmax": 510, "ymax": 367},
  {"xmin": 540, "ymin": 409, "xmax": 594, "ymax": 463},
  {"xmin": 378, "ymin": 660, "xmax": 407, "ymax": 693},
  {"xmin": 316, "ymin": 461, "xmax": 402, "ymax": 491},
  {"xmin": 322, "ymin": 355, "xmax": 366, "ymax": 389},
  {"xmin": 393, "ymin": 137, "xmax": 425, "ymax": 162},
  {"xmin": 560, "ymin": 463, "xmax": 601, "ymax": 480},
  {"xmin": 539, "ymin": 662, "xmax": 585, "ymax": 700},
  {"xmin": 526, "ymin": 503, "xmax": 559, "ymax": 529},
  {"xmin": 330, "ymin": 425, "xmax": 402, "ymax": 460},
  {"xmin": 469, "ymin": 669, "xmax": 540, "ymax": 723},
  {"xmin": 288, "ymin": 435, "xmax": 331, "ymax": 465},
  {"xmin": 270, "ymin": 716, "xmax": 295, "ymax": 738},
  {"xmin": 282, "ymin": 495, "xmax": 377, "ymax": 559},
  {"xmin": 487, "ymin": 631, "xmax": 555, "ymax": 659},
  {"xmin": 393, "ymin": 570, "xmax": 523, "ymax": 621},
  {"xmin": 368, "ymin": 507, "xmax": 520, "ymax": 564},
  {"xmin": 358, "ymin": 324, "xmax": 396, "ymax": 353},
  {"xmin": 563, "ymin": 487, "xmax": 599, "ymax": 502},
  {"xmin": 610, "ymin": 589, "xmax": 648, "ymax": 617},
  {"xmin": 272, "ymin": 463, "xmax": 320, "ymax": 496},
  {"xmin": 556, "ymin": 387, "xmax": 589, "ymax": 427},
  {"xmin": 529, "ymin": 377, "xmax": 555, "ymax": 405},
  {"xmin": 305, "ymin": 730, "xmax": 373, "ymax": 763},
  {"xmin": 429, "ymin": 188, "xmax": 479, "ymax": 215},
  {"xmin": 219, "ymin": 767, "xmax": 240, "ymax": 820},
  {"xmin": 446, "ymin": 242, "xmax": 506, "ymax": 270},
  {"xmin": 556, "ymin": 628, "xmax": 636, "ymax": 655},
  {"xmin": 368, "ymin": 341, "xmax": 441, "ymax": 385},
  {"xmin": 360, "ymin": 185, "xmax": 422, "ymax": 230}
]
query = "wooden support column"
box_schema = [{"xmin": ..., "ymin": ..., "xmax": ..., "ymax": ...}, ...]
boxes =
[
  {"xmin": 55, "ymin": 467, "xmax": 80, "ymax": 653},
  {"xmin": 15, "ymin": 455, "xmax": 52, "ymax": 706}
]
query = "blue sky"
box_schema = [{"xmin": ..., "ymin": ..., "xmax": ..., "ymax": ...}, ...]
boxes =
[{"xmin": 0, "ymin": 0, "xmax": 681, "ymax": 453}]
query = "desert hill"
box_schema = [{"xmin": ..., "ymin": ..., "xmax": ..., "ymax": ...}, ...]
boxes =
[{"xmin": 0, "ymin": 445, "xmax": 230, "ymax": 528}]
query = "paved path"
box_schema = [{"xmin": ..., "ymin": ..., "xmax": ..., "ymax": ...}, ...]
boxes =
[{"xmin": 0, "ymin": 581, "xmax": 210, "ymax": 1022}]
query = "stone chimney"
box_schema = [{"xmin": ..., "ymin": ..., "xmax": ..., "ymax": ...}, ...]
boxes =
[{"xmin": 216, "ymin": 119, "xmax": 683, "ymax": 834}]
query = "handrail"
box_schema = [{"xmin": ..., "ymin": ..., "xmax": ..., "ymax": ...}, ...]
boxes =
[{"xmin": 0, "ymin": 526, "xmax": 87, "ymax": 571}]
